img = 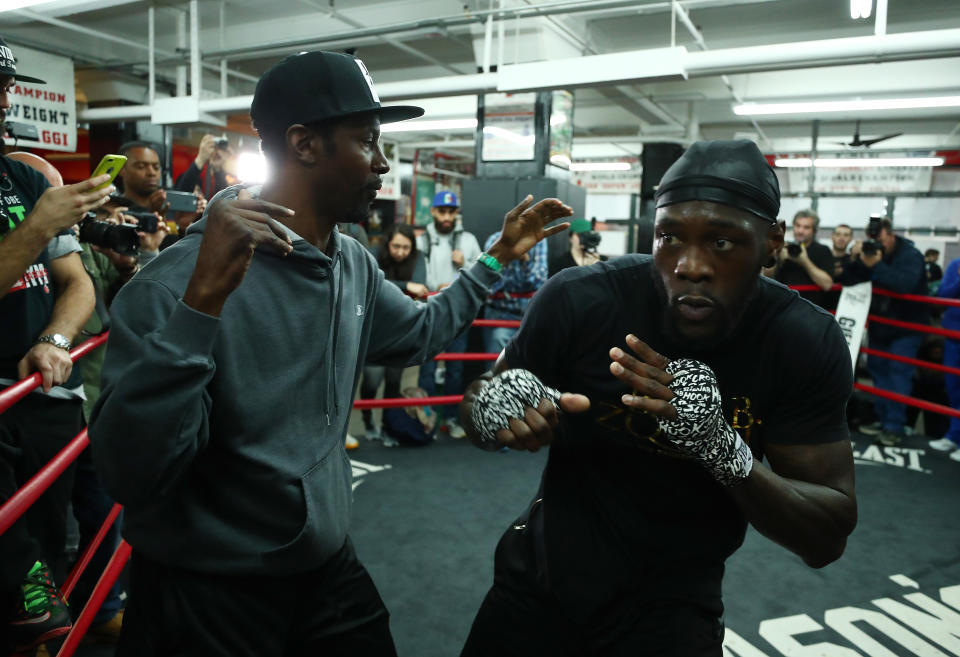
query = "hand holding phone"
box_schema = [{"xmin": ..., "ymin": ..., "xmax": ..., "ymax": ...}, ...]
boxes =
[
  {"xmin": 90, "ymin": 154, "xmax": 128, "ymax": 191},
  {"xmin": 165, "ymin": 190, "xmax": 199, "ymax": 213}
]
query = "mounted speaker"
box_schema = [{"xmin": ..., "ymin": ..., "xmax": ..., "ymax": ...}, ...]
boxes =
[{"xmin": 641, "ymin": 143, "xmax": 685, "ymax": 200}]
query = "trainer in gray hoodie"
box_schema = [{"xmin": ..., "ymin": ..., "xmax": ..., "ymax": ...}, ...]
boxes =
[{"xmin": 89, "ymin": 183, "xmax": 516, "ymax": 574}]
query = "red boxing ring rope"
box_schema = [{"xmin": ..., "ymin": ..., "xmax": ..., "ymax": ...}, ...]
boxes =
[
  {"xmin": 61, "ymin": 502, "xmax": 122, "ymax": 601},
  {"xmin": 0, "ymin": 333, "xmax": 109, "ymax": 415},
  {"xmin": 860, "ymin": 347, "xmax": 960, "ymax": 377},
  {"xmin": 471, "ymin": 318, "xmax": 522, "ymax": 328},
  {"xmin": 0, "ymin": 429, "xmax": 89, "ymax": 536},
  {"xmin": 56, "ymin": 540, "xmax": 132, "ymax": 657},
  {"xmin": 790, "ymin": 283, "xmax": 960, "ymax": 308},
  {"xmin": 353, "ymin": 394, "xmax": 463, "ymax": 409},
  {"xmin": 866, "ymin": 314, "xmax": 960, "ymax": 341},
  {"xmin": 855, "ymin": 382, "xmax": 960, "ymax": 419},
  {"xmin": 434, "ymin": 352, "xmax": 498, "ymax": 361}
]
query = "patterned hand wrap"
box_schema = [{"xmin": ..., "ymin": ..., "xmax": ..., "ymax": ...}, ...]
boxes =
[
  {"xmin": 472, "ymin": 369, "xmax": 562, "ymax": 447},
  {"xmin": 658, "ymin": 358, "xmax": 753, "ymax": 487}
]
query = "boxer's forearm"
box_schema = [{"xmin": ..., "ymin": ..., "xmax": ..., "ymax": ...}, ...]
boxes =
[{"xmin": 729, "ymin": 461, "xmax": 857, "ymax": 569}]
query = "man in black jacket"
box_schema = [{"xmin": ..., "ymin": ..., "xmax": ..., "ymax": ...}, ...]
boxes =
[{"xmin": 840, "ymin": 216, "xmax": 927, "ymax": 445}]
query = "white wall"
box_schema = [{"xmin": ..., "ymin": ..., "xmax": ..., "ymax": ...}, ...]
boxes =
[{"xmin": 585, "ymin": 193, "xmax": 632, "ymax": 221}]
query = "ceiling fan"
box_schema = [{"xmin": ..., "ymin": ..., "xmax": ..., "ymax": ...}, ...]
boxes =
[{"xmin": 832, "ymin": 120, "xmax": 903, "ymax": 148}]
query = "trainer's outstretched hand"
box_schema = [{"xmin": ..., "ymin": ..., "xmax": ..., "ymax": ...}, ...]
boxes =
[{"xmin": 486, "ymin": 195, "xmax": 573, "ymax": 266}]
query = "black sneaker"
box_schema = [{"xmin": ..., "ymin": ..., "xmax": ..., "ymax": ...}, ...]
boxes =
[
  {"xmin": 879, "ymin": 431, "xmax": 902, "ymax": 447},
  {"xmin": 8, "ymin": 561, "xmax": 72, "ymax": 652},
  {"xmin": 858, "ymin": 421, "xmax": 883, "ymax": 436}
]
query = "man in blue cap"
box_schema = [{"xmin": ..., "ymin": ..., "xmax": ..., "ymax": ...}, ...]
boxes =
[
  {"xmin": 417, "ymin": 190, "xmax": 482, "ymax": 438},
  {"xmin": 459, "ymin": 140, "xmax": 856, "ymax": 656}
]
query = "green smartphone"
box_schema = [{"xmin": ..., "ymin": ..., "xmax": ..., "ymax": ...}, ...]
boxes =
[{"xmin": 90, "ymin": 154, "xmax": 128, "ymax": 191}]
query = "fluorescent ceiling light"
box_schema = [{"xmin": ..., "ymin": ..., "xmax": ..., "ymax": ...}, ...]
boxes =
[
  {"xmin": 734, "ymin": 96, "xmax": 960, "ymax": 115},
  {"xmin": 850, "ymin": 0, "xmax": 872, "ymax": 19},
  {"xmin": 569, "ymin": 162, "xmax": 632, "ymax": 172},
  {"xmin": 775, "ymin": 157, "xmax": 944, "ymax": 168},
  {"xmin": 381, "ymin": 118, "xmax": 477, "ymax": 133},
  {"xmin": 0, "ymin": 0, "xmax": 56, "ymax": 11}
]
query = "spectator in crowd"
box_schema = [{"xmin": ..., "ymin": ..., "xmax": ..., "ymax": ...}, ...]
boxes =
[
  {"xmin": 482, "ymin": 228, "xmax": 548, "ymax": 356},
  {"xmin": 764, "ymin": 209, "xmax": 834, "ymax": 307},
  {"xmin": 823, "ymin": 223, "xmax": 854, "ymax": 311},
  {"xmin": 928, "ymin": 255, "xmax": 960, "ymax": 460},
  {"xmin": 840, "ymin": 216, "xmax": 928, "ymax": 446},
  {"xmin": 417, "ymin": 190, "xmax": 482, "ymax": 438},
  {"xmin": 174, "ymin": 134, "xmax": 236, "ymax": 200},
  {"xmin": 116, "ymin": 141, "xmax": 166, "ymax": 214},
  {"xmin": 88, "ymin": 50, "xmax": 571, "ymax": 655},
  {"xmin": 0, "ymin": 41, "xmax": 113, "ymax": 652},
  {"xmin": 359, "ymin": 223, "xmax": 428, "ymax": 442},
  {"xmin": 924, "ymin": 248, "xmax": 943, "ymax": 294},
  {"xmin": 548, "ymin": 218, "xmax": 602, "ymax": 277},
  {"xmin": 831, "ymin": 224, "xmax": 854, "ymax": 276}
]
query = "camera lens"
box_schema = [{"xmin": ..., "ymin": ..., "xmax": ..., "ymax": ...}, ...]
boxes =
[
  {"xmin": 786, "ymin": 243, "xmax": 802, "ymax": 257},
  {"xmin": 78, "ymin": 218, "xmax": 140, "ymax": 256}
]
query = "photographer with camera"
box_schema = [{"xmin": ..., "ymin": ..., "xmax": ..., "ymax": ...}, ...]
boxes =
[
  {"xmin": 175, "ymin": 133, "xmax": 235, "ymax": 200},
  {"xmin": 548, "ymin": 217, "xmax": 604, "ymax": 277},
  {"xmin": 78, "ymin": 196, "xmax": 169, "ymax": 300},
  {"xmin": 840, "ymin": 215, "xmax": 928, "ymax": 446},
  {"xmin": 763, "ymin": 209, "xmax": 834, "ymax": 307}
]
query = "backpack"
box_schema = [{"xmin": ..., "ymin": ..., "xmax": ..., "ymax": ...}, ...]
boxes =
[{"xmin": 382, "ymin": 386, "xmax": 437, "ymax": 446}]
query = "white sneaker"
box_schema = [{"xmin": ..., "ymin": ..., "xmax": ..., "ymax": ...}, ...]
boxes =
[
  {"xmin": 446, "ymin": 419, "xmax": 467, "ymax": 439},
  {"xmin": 345, "ymin": 434, "xmax": 359, "ymax": 450},
  {"xmin": 950, "ymin": 450, "xmax": 960, "ymax": 463},
  {"xmin": 929, "ymin": 437, "xmax": 958, "ymax": 452}
]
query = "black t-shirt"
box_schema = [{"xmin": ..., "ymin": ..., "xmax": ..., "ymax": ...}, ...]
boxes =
[
  {"xmin": 504, "ymin": 255, "xmax": 851, "ymax": 611},
  {"xmin": 823, "ymin": 252, "xmax": 851, "ymax": 312},
  {"xmin": 775, "ymin": 240, "xmax": 834, "ymax": 308},
  {"xmin": 0, "ymin": 156, "xmax": 82, "ymax": 386}
]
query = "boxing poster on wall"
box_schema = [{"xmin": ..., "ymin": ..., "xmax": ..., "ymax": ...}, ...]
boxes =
[
  {"xmin": 786, "ymin": 164, "xmax": 934, "ymax": 194},
  {"xmin": 3, "ymin": 44, "xmax": 76, "ymax": 152}
]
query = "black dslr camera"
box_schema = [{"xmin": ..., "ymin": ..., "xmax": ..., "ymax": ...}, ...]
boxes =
[
  {"xmin": 579, "ymin": 230, "xmax": 601, "ymax": 253},
  {"xmin": 862, "ymin": 215, "xmax": 884, "ymax": 257},
  {"xmin": 78, "ymin": 212, "xmax": 140, "ymax": 256},
  {"xmin": 786, "ymin": 243, "xmax": 803, "ymax": 258},
  {"xmin": 126, "ymin": 211, "xmax": 160, "ymax": 233}
]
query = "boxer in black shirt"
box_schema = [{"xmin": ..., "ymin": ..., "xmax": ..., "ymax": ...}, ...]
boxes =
[{"xmin": 459, "ymin": 140, "xmax": 857, "ymax": 657}]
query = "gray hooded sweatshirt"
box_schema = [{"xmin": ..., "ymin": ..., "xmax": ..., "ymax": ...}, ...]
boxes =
[{"xmin": 89, "ymin": 185, "xmax": 499, "ymax": 575}]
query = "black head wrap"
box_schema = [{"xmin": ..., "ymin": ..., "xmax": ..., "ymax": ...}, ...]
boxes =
[{"xmin": 654, "ymin": 140, "xmax": 780, "ymax": 224}]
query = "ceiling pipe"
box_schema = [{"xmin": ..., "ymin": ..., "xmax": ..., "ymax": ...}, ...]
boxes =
[
  {"xmin": 13, "ymin": 7, "xmax": 259, "ymax": 84},
  {"xmin": 684, "ymin": 28, "xmax": 960, "ymax": 76},
  {"xmin": 78, "ymin": 28, "xmax": 960, "ymax": 123},
  {"xmin": 200, "ymin": 0, "xmax": 780, "ymax": 61}
]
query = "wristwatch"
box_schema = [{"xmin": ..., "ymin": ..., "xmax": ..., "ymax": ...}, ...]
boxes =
[{"xmin": 35, "ymin": 334, "xmax": 72, "ymax": 351}]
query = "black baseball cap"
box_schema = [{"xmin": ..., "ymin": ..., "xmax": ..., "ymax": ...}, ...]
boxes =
[
  {"xmin": 655, "ymin": 140, "xmax": 780, "ymax": 224},
  {"xmin": 0, "ymin": 36, "xmax": 46, "ymax": 85},
  {"xmin": 250, "ymin": 51, "xmax": 422, "ymax": 137}
]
